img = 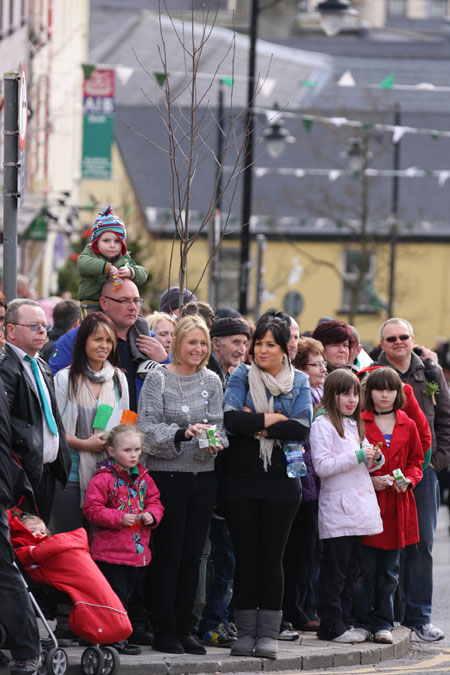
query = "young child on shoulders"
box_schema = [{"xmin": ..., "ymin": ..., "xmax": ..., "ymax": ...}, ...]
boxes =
[
  {"xmin": 77, "ymin": 206, "xmax": 148, "ymax": 316},
  {"xmin": 354, "ymin": 367, "xmax": 423, "ymax": 645},
  {"xmin": 83, "ymin": 424, "xmax": 164, "ymax": 641},
  {"xmin": 309, "ymin": 369, "xmax": 383, "ymax": 644}
]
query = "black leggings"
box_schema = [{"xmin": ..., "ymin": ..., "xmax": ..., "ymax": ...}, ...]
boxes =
[{"xmin": 223, "ymin": 499, "xmax": 299, "ymax": 610}]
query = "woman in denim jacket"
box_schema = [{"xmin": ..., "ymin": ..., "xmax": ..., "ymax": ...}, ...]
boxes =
[{"xmin": 219, "ymin": 315, "xmax": 312, "ymax": 659}]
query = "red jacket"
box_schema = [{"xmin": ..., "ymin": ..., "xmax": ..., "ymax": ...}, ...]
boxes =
[
  {"xmin": 361, "ymin": 409, "xmax": 423, "ymax": 550},
  {"xmin": 10, "ymin": 516, "xmax": 132, "ymax": 644}
]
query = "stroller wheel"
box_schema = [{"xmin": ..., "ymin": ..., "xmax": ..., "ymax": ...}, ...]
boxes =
[
  {"xmin": 100, "ymin": 646, "xmax": 120, "ymax": 675},
  {"xmin": 81, "ymin": 646, "xmax": 104, "ymax": 675},
  {"xmin": 38, "ymin": 650, "xmax": 48, "ymax": 675},
  {"xmin": 47, "ymin": 647, "xmax": 68, "ymax": 675}
]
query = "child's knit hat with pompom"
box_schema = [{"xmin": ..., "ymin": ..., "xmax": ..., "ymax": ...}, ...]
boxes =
[{"xmin": 91, "ymin": 205, "xmax": 127, "ymax": 256}]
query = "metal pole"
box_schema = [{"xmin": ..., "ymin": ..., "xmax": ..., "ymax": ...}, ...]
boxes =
[
  {"xmin": 239, "ymin": 0, "xmax": 258, "ymax": 316},
  {"xmin": 388, "ymin": 103, "xmax": 401, "ymax": 318},
  {"xmin": 254, "ymin": 233, "xmax": 266, "ymax": 319},
  {"xmin": 209, "ymin": 81, "xmax": 225, "ymax": 308},
  {"xmin": 3, "ymin": 73, "xmax": 20, "ymax": 301}
]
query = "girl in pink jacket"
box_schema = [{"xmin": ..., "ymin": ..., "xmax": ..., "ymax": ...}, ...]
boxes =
[
  {"xmin": 83, "ymin": 424, "xmax": 164, "ymax": 637},
  {"xmin": 309, "ymin": 370, "xmax": 383, "ymax": 644}
]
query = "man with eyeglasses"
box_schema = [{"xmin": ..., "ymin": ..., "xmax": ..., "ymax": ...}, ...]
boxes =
[
  {"xmin": 50, "ymin": 279, "xmax": 169, "ymax": 412},
  {"xmin": 0, "ymin": 299, "xmax": 71, "ymax": 524},
  {"xmin": 377, "ymin": 317, "xmax": 450, "ymax": 642}
]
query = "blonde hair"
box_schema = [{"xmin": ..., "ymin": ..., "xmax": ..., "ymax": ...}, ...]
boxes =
[
  {"xmin": 105, "ymin": 424, "xmax": 143, "ymax": 450},
  {"xmin": 321, "ymin": 369, "xmax": 365, "ymax": 441},
  {"xmin": 170, "ymin": 315, "xmax": 211, "ymax": 370},
  {"xmin": 146, "ymin": 312, "xmax": 176, "ymax": 332}
]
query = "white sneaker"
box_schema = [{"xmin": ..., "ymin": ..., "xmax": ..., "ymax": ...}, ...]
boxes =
[
  {"xmin": 374, "ymin": 629, "xmax": 393, "ymax": 644},
  {"xmin": 410, "ymin": 623, "xmax": 445, "ymax": 642},
  {"xmin": 332, "ymin": 628, "xmax": 365, "ymax": 643},
  {"xmin": 353, "ymin": 627, "xmax": 372, "ymax": 641}
]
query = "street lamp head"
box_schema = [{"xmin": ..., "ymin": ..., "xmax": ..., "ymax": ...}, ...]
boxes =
[
  {"xmin": 342, "ymin": 137, "xmax": 372, "ymax": 173},
  {"xmin": 262, "ymin": 108, "xmax": 295, "ymax": 159},
  {"xmin": 316, "ymin": 0, "xmax": 357, "ymax": 37}
]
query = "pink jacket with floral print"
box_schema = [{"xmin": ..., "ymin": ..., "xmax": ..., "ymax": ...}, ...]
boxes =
[{"xmin": 83, "ymin": 457, "xmax": 164, "ymax": 567}]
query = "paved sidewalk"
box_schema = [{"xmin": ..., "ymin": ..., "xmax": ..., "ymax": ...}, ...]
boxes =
[{"xmin": 54, "ymin": 626, "xmax": 410, "ymax": 674}]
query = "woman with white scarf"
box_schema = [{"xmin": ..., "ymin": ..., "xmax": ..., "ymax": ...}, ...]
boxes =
[
  {"xmin": 53, "ymin": 312, "xmax": 129, "ymax": 532},
  {"xmin": 220, "ymin": 315, "xmax": 312, "ymax": 659}
]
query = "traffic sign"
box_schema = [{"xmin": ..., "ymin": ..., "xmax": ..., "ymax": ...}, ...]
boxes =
[{"xmin": 18, "ymin": 60, "xmax": 28, "ymax": 151}]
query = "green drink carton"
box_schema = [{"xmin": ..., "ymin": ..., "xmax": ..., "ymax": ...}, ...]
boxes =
[
  {"xmin": 393, "ymin": 468, "xmax": 409, "ymax": 490},
  {"xmin": 206, "ymin": 425, "xmax": 220, "ymax": 447}
]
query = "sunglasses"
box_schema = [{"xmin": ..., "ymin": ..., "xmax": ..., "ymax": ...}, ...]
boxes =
[{"xmin": 384, "ymin": 334, "xmax": 411, "ymax": 343}]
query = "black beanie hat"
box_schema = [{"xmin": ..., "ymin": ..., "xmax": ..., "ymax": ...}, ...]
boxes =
[{"xmin": 210, "ymin": 317, "xmax": 250, "ymax": 339}]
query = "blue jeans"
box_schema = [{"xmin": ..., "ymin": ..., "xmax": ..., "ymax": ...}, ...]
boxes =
[
  {"xmin": 199, "ymin": 518, "xmax": 235, "ymax": 633},
  {"xmin": 355, "ymin": 546, "xmax": 401, "ymax": 631},
  {"xmin": 402, "ymin": 466, "xmax": 440, "ymax": 627}
]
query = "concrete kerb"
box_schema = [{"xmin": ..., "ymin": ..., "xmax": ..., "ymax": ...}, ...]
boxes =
[{"xmin": 60, "ymin": 626, "xmax": 411, "ymax": 674}]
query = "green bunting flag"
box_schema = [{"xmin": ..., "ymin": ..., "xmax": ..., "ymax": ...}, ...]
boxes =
[
  {"xmin": 82, "ymin": 64, "xmax": 95, "ymax": 80},
  {"xmin": 300, "ymin": 80, "xmax": 316, "ymax": 88},
  {"xmin": 380, "ymin": 72, "xmax": 395, "ymax": 89},
  {"xmin": 302, "ymin": 118, "xmax": 313, "ymax": 133},
  {"xmin": 154, "ymin": 72, "xmax": 167, "ymax": 86},
  {"xmin": 220, "ymin": 76, "xmax": 234, "ymax": 87}
]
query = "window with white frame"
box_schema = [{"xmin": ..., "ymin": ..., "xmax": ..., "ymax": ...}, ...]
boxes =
[
  {"xmin": 387, "ymin": 0, "xmax": 406, "ymax": 16},
  {"xmin": 341, "ymin": 249, "xmax": 377, "ymax": 313},
  {"xmin": 426, "ymin": 0, "xmax": 449, "ymax": 18},
  {"xmin": 217, "ymin": 247, "xmax": 240, "ymax": 309}
]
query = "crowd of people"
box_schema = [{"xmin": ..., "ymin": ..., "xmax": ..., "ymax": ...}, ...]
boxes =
[{"xmin": 1, "ymin": 206, "xmax": 449, "ymax": 675}]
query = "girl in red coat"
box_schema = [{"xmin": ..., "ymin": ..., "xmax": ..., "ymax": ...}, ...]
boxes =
[
  {"xmin": 83, "ymin": 424, "xmax": 164, "ymax": 652},
  {"xmin": 354, "ymin": 367, "xmax": 423, "ymax": 645}
]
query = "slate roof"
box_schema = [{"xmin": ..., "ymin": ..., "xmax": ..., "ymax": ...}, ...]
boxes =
[
  {"xmin": 90, "ymin": 7, "xmax": 331, "ymax": 109},
  {"xmin": 90, "ymin": 7, "xmax": 450, "ymax": 241}
]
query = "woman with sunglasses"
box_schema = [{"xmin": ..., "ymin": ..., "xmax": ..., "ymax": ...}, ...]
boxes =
[{"xmin": 54, "ymin": 312, "xmax": 129, "ymax": 532}]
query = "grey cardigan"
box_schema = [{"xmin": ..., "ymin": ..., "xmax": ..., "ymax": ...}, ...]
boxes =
[{"xmin": 137, "ymin": 366, "xmax": 228, "ymax": 473}]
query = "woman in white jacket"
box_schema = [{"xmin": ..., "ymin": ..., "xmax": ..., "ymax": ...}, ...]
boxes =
[{"xmin": 310, "ymin": 369, "xmax": 383, "ymax": 644}]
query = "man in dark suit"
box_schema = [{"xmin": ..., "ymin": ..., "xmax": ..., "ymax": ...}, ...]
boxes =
[
  {"xmin": 0, "ymin": 299, "xmax": 71, "ymax": 524},
  {"xmin": 0, "ymin": 371, "xmax": 40, "ymax": 675}
]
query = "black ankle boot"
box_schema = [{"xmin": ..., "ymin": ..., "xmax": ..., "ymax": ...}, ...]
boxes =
[
  {"xmin": 177, "ymin": 633, "xmax": 207, "ymax": 655},
  {"xmin": 152, "ymin": 633, "xmax": 184, "ymax": 654}
]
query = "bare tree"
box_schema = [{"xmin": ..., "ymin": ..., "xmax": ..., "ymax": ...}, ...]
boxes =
[{"xmin": 120, "ymin": 1, "xmax": 260, "ymax": 310}]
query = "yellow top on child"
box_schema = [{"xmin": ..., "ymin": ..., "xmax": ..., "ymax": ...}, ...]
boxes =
[{"xmin": 77, "ymin": 205, "xmax": 148, "ymax": 312}]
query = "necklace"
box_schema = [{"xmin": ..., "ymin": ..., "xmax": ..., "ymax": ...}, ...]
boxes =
[
  {"xmin": 174, "ymin": 366, "xmax": 209, "ymax": 424},
  {"xmin": 374, "ymin": 409, "xmax": 394, "ymax": 416}
]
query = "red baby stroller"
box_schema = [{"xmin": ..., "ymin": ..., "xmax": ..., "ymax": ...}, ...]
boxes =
[{"xmin": 9, "ymin": 513, "xmax": 133, "ymax": 675}]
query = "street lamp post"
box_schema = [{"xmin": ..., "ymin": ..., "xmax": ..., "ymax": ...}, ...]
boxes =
[
  {"xmin": 388, "ymin": 103, "xmax": 401, "ymax": 318},
  {"xmin": 238, "ymin": 0, "xmax": 356, "ymax": 316},
  {"xmin": 209, "ymin": 79, "xmax": 225, "ymax": 308},
  {"xmin": 238, "ymin": 0, "xmax": 259, "ymax": 316}
]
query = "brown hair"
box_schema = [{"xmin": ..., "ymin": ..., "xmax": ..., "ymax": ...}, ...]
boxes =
[
  {"xmin": 321, "ymin": 369, "xmax": 364, "ymax": 441},
  {"xmin": 294, "ymin": 337, "xmax": 324, "ymax": 371},
  {"xmin": 362, "ymin": 367, "xmax": 405, "ymax": 411},
  {"xmin": 180, "ymin": 301, "xmax": 215, "ymax": 329}
]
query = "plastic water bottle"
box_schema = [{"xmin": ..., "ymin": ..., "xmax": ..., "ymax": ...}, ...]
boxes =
[{"xmin": 283, "ymin": 441, "xmax": 307, "ymax": 478}]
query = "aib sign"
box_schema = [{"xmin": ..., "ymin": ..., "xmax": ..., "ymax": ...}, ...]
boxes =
[
  {"xmin": 83, "ymin": 69, "xmax": 115, "ymax": 116},
  {"xmin": 82, "ymin": 67, "xmax": 115, "ymax": 179}
]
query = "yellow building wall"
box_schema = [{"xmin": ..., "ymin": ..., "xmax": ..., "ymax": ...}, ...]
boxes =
[
  {"xmin": 146, "ymin": 235, "xmax": 450, "ymax": 350},
  {"xmin": 79, "ymin": 144, "xmax": 150, "ymax": 259},
  {"xmin": 79, "ymin": 143, "xmax": 450, "ymax": 349}
]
